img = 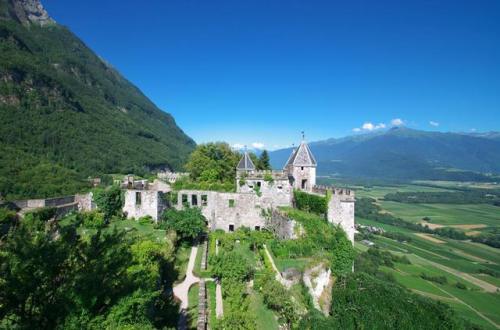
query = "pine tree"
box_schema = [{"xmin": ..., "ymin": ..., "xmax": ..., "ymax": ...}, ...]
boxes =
[{"xmin": 258, "ymin": 150, "xmax": 271, "ymax": 170}]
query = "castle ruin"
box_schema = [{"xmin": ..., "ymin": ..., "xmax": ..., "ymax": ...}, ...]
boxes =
[{"xmin": 122, "ymin": 139, "xmax": 356, "ymax": 242}]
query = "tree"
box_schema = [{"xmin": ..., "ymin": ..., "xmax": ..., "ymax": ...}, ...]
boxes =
[
  {"xmin": 93, "ymin": 185, "xmax": 124, "ymax": 221},
  {"xmin": 258, "ymin": 150, "xmax": 271, "ymax": 170},
  {"xmin": 299, "ymin": 273, "xmax": 471, "ymax": 329},
  {"xmin": 184, "ymin": 142, "xmax": 240, "ymax": 184},
  {"xmin": 160, "ymin": 208, "xmax": 206, "ymax": 241},
  {"xmin": 0, "ymin": 211, "xmax": 179, "ymax": 329},
  {"xmin": 0, "ymin": 208, "xmax": 18, "ymax": 236}
]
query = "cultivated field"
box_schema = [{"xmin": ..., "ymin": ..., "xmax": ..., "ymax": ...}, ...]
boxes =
[{"xmin": 354, "ymin": 182, "xmax": 500, "ymax": 329}]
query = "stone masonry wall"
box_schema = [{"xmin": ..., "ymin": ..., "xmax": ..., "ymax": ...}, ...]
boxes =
[
  {"xmin": 237, "ymin": 177, "xmax": 292, "ymax": 207},
  {"xmin": 176, "ymin": 190, "xmax": 268, "ymax": 232},
  {"xmin": 290, "ymin": 166, "xmax": 316, "ymax": 192},
  {"xmin": 123, "ymin": 190, "xmax": 164, "ymax": 222},
  {"xmin": 327, "ymin": 189, "xmax": 355, "ymax": 243}
]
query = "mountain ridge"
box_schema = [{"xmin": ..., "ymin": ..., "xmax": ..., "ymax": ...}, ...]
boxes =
[{"xmin": 270, "ymin": 128, "xmax": 500, "ymax": 181}]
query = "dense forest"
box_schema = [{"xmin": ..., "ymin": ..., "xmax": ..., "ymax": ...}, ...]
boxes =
[
  {"xmin": 0, "ymin": 1, "xmax": 195, "ymax": 200},
  {"xmin": 0, "ymin": 193, "xmax": 181, "ymax": 329}
]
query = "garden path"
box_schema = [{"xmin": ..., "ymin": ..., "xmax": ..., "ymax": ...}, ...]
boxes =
[{"xmin": 173, "ymin": 245, "xmax": 199, "ymax": 330}]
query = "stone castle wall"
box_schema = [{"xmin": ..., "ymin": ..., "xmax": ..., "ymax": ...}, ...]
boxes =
[
  {"xmin": 123, "ymin": 189, "xmax": 167, "ymax": 222},
  {"xmin": 176, "ymin": 189, "xmax": 268, "ymax": 231},
  {"xmin": 237, "ymin": 176, "xmax": 292, "ymax": 207}
]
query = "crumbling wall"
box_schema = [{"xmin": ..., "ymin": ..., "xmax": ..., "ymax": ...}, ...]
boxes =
[
  {"xmin": 75, "ymin": 192, "xmax": 95, "ymax": 212},
  {"xmin": 176, "ymin": 190, "xmax": 266, "ymax": 231},
  {"xmin": 303, "ymin": 263, "xmax": 332, "ymax": 314},
  {"xmin": 265, "ymin": 210, "xmax": 298, "ymax": 239},
  {"xmin": 123, "ymin": 189, "xmax": 163, "ymax": 222}
]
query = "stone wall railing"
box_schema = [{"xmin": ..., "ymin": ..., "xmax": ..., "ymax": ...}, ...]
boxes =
[
  {"xmin": 312, "ymin": 185, "xmax": 354, "ymax": 197},
  {"xmin": 201, "ymin": 238, "xmax": 208, "ymax": 271},
  {"xmin": 14, "ymin": 195, "xmax": 76, "ymax": 209},
  {"xmin": 197, "ymin": 280, "xmax": 208, "ymax": 330}
]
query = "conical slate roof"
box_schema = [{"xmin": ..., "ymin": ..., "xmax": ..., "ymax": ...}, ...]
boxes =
[
  {"xmin": 236, "ymin": 151, "xmax": 255, "ymax": 171},
  {"xmin": 285, "ymin": 141, "xmax": 317, "ymax": 167}
]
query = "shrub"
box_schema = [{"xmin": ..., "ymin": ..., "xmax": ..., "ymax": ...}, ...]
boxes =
[
  {"xmin": 294, "ymin": 190, "xmax": 327, "ymax": 215},
  {"xmin": 93, "ymin": 185, "xmax": 124, "ymax": 220},
  {"xmin": 159, "ymin": 208, "xmax": 206, "ymax": 241},
  {"xmin": 80, "ymin": 211, "xmax": 106, "ymax": 229},
  {"xmin": 138, "ymin": 216, "xmax": 153, "ymax": 225},
  {"xmin": 0, "ymin": 208, "xmax": 17, "ymax": 236},
  {"xmin": 420, "ymin": 273, "xmax": 448, "ymax": 285},
  {"xmin": 264, "ymin": 173, "xmax": 274, "ymax": 184}
]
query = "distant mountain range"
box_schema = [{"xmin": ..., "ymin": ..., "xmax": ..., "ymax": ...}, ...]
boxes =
[
  {"xmin": 270, "ymin": 127, "xmax": 500, "ymax": 182},
  {"xmin": 0, "ymin": 0, "xmax": 195, "ymax": 199}
]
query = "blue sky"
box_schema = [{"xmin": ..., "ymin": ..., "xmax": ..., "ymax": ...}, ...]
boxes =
[{"xmin": 44, "ymin": 0, "xmax": 500, "ymax": 150}]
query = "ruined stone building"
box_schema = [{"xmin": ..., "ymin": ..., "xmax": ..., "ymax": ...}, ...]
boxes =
[
  {"xmin": 122, "ymin": 140, "xmax": 356, "ymax": 242},
  {"xmin": 122, "ymin": 175, "xmax": 171, "ymax": 221}
]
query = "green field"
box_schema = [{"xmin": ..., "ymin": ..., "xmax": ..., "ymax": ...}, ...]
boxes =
[
  {"xmin": 354, "ymin": 184, "xmax": 452, "ymax": 199},
  {"xmin": 355, "ymin": 182, "xmax": 500, "ymax": 329},
  {"xmin": 380, "ymin": 201, "xmax": 500, "ymax": 227}
]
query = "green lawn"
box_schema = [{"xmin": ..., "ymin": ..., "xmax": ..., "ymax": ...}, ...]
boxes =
[
  {"xmin": 193, "ymin": 242, "xmax": 204, "ymax": 277},
  {"xmin": 187, "ymin": 283, "xmax": 200, "ymax": 330},
  {"xmin": 206, "ymin": 281, "xmax": 217, "ymax": 329},
  {"xmin": 249, "ymin": 289, "xmax": 279, "ymax": 330},
  {"xmin": 274, "ymin": 257, "xmax": 310, "ymax": 272},
  {"xmin": 109, "ymin": 218, "xmax": 168, "ymax": 241},
  {"xmin": 233, "ymin": 241, "xmax": 256, "ymax": 267}
]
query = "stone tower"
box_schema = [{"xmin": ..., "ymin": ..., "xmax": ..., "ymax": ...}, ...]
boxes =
[
  {"xmin": 284, "ymin": 140, "xmax": 317, "ymax": 192},
  {"xmin": 327, "ymin": 188, "xmax": 356, "ymax": 243}
]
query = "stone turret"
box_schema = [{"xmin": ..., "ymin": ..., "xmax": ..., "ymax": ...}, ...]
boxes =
[
  {"xmin": 284, "ymin": 140, "xmax": 317, "ymax": 192},
  {"xmin": 327, "ymin": 188, "xmax": 355, "ymax": 243}
]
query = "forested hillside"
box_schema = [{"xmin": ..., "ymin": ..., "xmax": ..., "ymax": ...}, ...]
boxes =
[{"xmin": 0, "ymin": 0, "xmax": 195, "ymax": 199}]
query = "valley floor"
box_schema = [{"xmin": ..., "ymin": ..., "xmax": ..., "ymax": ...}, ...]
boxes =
[{"xmin": 354, "ymin": 181, "xmax": 500, "ymax": 329}]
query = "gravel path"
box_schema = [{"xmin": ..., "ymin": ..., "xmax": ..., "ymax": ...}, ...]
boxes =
[{"xmin": 174, "ymin": 245, "xmax": 200, "ymax": 309}]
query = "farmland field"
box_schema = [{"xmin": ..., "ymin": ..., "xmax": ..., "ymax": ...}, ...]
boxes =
[
  {"xmin": 354, "ymin": 182, "xmax": 500, "ymax": 329},
  {"xmin": 380, "ymin": 201, "xmax": 500, "ymax": 228}
]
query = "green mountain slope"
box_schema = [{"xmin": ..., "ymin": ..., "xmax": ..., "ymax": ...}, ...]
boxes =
[
  {"xmin": 270, "ymin": 127, "xmax": 500, "ymax": 181},
  {"xmin": 0, "ymin": 0, "xmax": 196, "ymax": 199}
]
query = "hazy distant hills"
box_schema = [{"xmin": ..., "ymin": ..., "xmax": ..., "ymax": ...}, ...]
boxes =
[
  {"xmin": 0, "ymin": 0, "xmax": 195, "ymax": 199},
  {"xmin": 270, "ymin": 127, "xmax": 500, "ymax": 181}
]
